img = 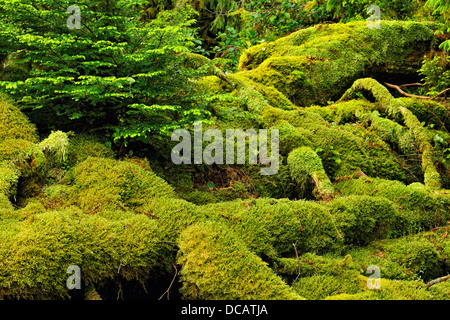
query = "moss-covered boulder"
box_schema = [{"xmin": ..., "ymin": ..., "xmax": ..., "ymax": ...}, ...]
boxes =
[{"xmin": 238, "ymin": 21, "xmax": 440, "ymax": 107}]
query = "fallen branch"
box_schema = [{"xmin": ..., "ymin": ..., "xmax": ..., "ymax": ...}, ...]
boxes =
[
  {"xmin": 158, "ymin": 264, "xmax": 178, "ymax": 300},
  {"xmin": 425, "ymin": 274, "xmax": 450, "ymax": 288},
  {"xmin": 385, "ymin": 82, "xmax": 450, "ymax": 100},
  {"xmin": 291, "ymin": 241, "xmax": 301, "ymax": 287}
]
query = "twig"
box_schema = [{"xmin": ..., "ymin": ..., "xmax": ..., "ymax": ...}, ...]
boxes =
[
  {"xmin": 293, "ymin": 211, "xmax": 304, "ymax": 232},
  {"xmin": 385, "ymin": 82, "xmax": 450, "ymax": 100},
  {"xmin": 425, "ymin": 274, "xmax": 450, "ymax": 288},
  {"xmin": 158, "ymin": 264, "xmax": 178, "ymax": 300},
  {"xmin": 291, "ymin": 241, "xmax": 301, "ymax": 287}
]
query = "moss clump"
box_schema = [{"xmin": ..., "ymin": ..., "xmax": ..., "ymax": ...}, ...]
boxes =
[
  {"xmin": 201, "ymin": 198, "xmax": 344, "ymax": 258},
  {"xmin": 0, "ymin": 207, "xmax": 170, "ymax": 299},
  {"xmin": 0, "ymin": 160, "xmax": 20, "ymax": 199},
  {"xmin": 327, "ymin": 195, "xmax": 400, "ymax": 246},
  {"xmin": 335, "ymin": 176, "xmax": 449, "ymax": 235},
  {"xmin": 287, "ymin": 146, "xmax": 333, "ymax": 200},
  {"xmin": 38, "ymin": 131, "xmax": 69, "ymax": 166},
  {"xmin": 325, "ymin": 278, "xmax": 437, "ymax": 300},
  {"xmin": 293, "ymin": 273, "xmax": 365, "ymax": 300},
  {"xmin": 66, "ymin": 134, "xmax": 115, "ymax": 165},
  {"xmin": 70, "ymin": 157, "xmax": 176, "ymax": 211},
  {"xmin": 398, "ymin": 97, "xmax": 450, "ymax": 132},
  {"xmin": 238, "ymin": 21, "xmax": 438, "ymax": 106},
  {"xmin": 339, "ymin": 78, "xmax": 442, "ymax": 188},
  {"xmin": 176, "ymin": 221, "xmax": 304, "ymax": 300},
  {"xmin": 0, "ymin": 92, "xmax": 38, "ymax": 143}
]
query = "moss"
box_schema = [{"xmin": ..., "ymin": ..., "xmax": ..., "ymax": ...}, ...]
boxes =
[
  {"xmin": 238, "ymin": 21, "xmax": 438, "ymax": 107},
  {"xmin": 325, "ymin": 278, "xmax": 437, "ymax": 300},
  {"xmin": 348, "ymin": 229, "xmax": 449, "ymax": 283},
  {"xmin": 66, "ymin": 134, "xmax": 115, "ymax": 165},
  {"xmin": 398, "ymin": 97, "xmax": 450, "ymax": 132},
  {"xmin": 38, "ymin": 131, "xmax": 69, "ymax": 166},
  {"xmin": 0, "ymin": 160, "xmax": 20, "ymax": 199},
  {"xmin": 226, "ymin": 73, "xmax": 271, "ymax": 115},
  {"xmin": 0, "ymin": 207, "xmax": 170, "ymax": 299},
  {"xmin": 339, "ymin": 78, "xmax": 442, "ymax": 188},
  {"xmin": 327, "ymin": 195, "xmax": 400, "ymax": 246},
  {"xmin": 0, "ymin": 92, "xmax": 38, "ymax": 143},
  {"xmin": 293, "ymin": 272, "xmax": 365, "ymax": 300},
  {"xmin": 335, "ymin": 177, "xmax": 449, "ymax": 235},
  {"xmin": 200, "ymin": 198, "xmax": 344, "ymax": 258},
  {"xmin": 287, "ymin": 146, "xmax": 333, "ymax": 200},
  {"xmin": 70, "ymin": 157, "xmax": 176, "ymax": 212},
  {"xmin": 305, "ymin": 99, "xmax": 381, "ymax": 125},
  {"xmin": 0, "ymin": 139, "xmax": 46, "ymax": 170},
  {"xmin": 176, "ymin": 220, "xmax": 304, "ymax": 300}
]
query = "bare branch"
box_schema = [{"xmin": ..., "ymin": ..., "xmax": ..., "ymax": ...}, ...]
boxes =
[{"xmin": 425, "ymin": 274, "xmax": 450, "ymax": 288}]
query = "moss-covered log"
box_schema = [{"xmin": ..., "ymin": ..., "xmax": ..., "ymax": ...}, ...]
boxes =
[{"xmin": 176, "ymin": 221, "xmax": 304, "ymax": 300}]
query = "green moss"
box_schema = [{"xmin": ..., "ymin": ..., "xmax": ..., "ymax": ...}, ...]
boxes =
[
  {"xmin": 0, "ymin": 139, "xmax": 45, "ymax": 170},
  {"xmin": 325, "ymin": 278, "xmax": 437, "ymax": 300},
  {"xmin": 0, "ymin": 160, "xmax": 20, "ymax": 199},
  {"xmin": 293, "ymin": 272, "xmax": 365, "ymax": 300},
  {"xmin": 335, "ymin": 177, "xmax": 449, "ymax": 235},
  {"xmin": 0, "ymin": 207, "xmax": 170, "ymax": 299},
  {"xmin": 327, "ymin": 195, "xmax": 400, "ymax": 246},
  {"xmin": 347, "ymin": 228, "xmax": 449, "ymax": 283},
  {"xmin": 398, "ymin": 97, "xmax": 450, "ymax": 132},
  {"xmin": 176, "ymin": 220, "xmax": 304, "ymax": 300},
  {"xmin": 238, "ymin": 21, "xmax": 437, "ymax": 107},
  {"xmin": 201, "ymin": 198, "xmax": 344, "ymax": 258},
  {"xmin": 287, "ymin": 146, "xmax": 333, "ymax": 200},
  {"xmin": 70, "ymin": 157, "xmax": 175, "ymax": 211},
  {"xmin": 66, "ymin": 134, "xmax": 115, "ymax": 165},
  {"xmin": 38, "ymin": 131, "xmax": 69, "ymax": 166},
  {"xmin": 339, "ymin": 78, "xmax": 442, "ymax": 188},
  {"xmin": 0, "ymin": 92, "xmax": 38, "ymax": 143}
]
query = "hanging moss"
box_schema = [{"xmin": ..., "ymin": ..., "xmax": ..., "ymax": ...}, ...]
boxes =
[{"xmin": 176, "ymin": 220, "xmax": 304, "ymax": 300}]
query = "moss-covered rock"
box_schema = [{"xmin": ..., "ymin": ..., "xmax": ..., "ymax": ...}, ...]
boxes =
[{"xmin": 238, "ymin": 21, "xmax": 439, "ymax": 107}]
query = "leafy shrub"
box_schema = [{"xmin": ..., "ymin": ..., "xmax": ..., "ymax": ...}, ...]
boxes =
[{"xmin": 0, "ymin": 1, "xmax": 211, "ymax": 147}]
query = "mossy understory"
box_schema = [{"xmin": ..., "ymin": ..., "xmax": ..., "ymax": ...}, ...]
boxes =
[{"xmin": 1, "ymin": 20, "xmax": 450, "ymax": 300}]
